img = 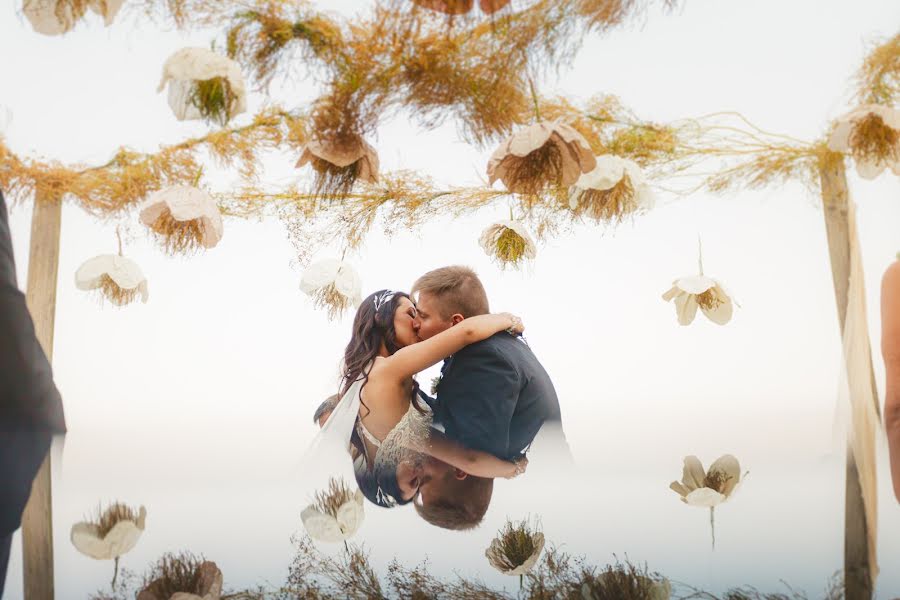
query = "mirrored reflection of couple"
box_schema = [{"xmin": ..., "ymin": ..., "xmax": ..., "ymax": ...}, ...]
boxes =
[{"xmin": 309, "ymin": 266, "xmax": 567, "ymax": 530}]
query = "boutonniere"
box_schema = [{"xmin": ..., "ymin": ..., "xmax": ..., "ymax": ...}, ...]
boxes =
[{"xmin": 430, "ymin": 374, "xmax": 442, "ymax": 396}]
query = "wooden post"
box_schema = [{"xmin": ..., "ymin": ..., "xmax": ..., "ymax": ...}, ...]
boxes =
[
  {"xmin": 818, "ymin": 152, "xmax": 880, "ymax": 600},
  {"xmin": 21, "ymin": 191, "xmax": 63, "ymax": 600}
]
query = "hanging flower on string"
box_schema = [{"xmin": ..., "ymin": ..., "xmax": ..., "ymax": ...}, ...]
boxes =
[
  {"xmin": 827, "ymin": 104, "xmax": 900, "ymax": 180},
  {"xmin": 158, "ymin": 48, "xmax": 247, "ymax": 126},
  {"xmin": 295, "ymin": 136, "xmax": 379, "ymax": 198},
  {"xmin": 662, "ymin": 239, "xmax": 735, "ymax": 326},
  {"xmin": 410, "ymin": 0, "xmax": 512, "ymax": 15},
  {"xmin": 487, "ymin": 121, "xmax": 596, "ymax": 196},
  {"xmin": 75, "ymin": 227, "xmax": 148, "ymax": 307},
  {"xmin": 486, "ymin": 518, "xmax": 545, "ymax": 587},
  {"xmin": 300, "ymin": 258, "xmax": 362, "ymax": 320},
  {"xmin": 669, "ymin": 455, "xmax": 745, "ymax": 549},
  {"xmin": 301, "ymin": 478, "xmax": 365, "ymax": 546},
  {"xmin": 139, "ymin": 185, "xmax": 224, "ymax": 255},
  {"xmin": 479, "ymin": 220, "xmax": 536, "ymax": 269},
  {"xmin": 70, "ymin": 503, "xmax": 146, "ymax": 588},
  {"xmin": 569, "ymin": 154, "xmax": 654, "ymax": 223},
  {"xmin": 22, "ymin": 0, "xmax": 124, "ymax": 36},
  {"xmin": 137, "ymin": 552, "xmax": 222, "ymax": 600}
]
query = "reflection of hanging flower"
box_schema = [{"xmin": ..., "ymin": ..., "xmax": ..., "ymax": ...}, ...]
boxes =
[
  {"xmin": 669, "ymin": 455, "xmax": 742, "ymax": 507},
  {"xmin": 478, "ymin": 220, "xmax": 537, "ymax": 269},
  {"xmin": 410, "ymin": 0, "xmax": 512, "ymax": 15},
  {"xmin": 295, "ymin": 136, "xmax": 379, "ymax": 197},
  {"xmin": 583, "ymin": 566, "xmax": 672, "ymax": 600},
  {"xmin": 139, "ymin": 186, "xmax": 224, "ymax": 255},
  {"xmin": 137, "ymin": 553, "xmax": 222, "ymax": 600},
  {"xmin": 157, "ymin": 48, "xmax": 247, "ymax": 126},
  {"xmin": 301, "ymin": 478, "xmax": 365, "ymax": 543},
  {"xmin": 487, "ymin": 121, "xmax": 596, "ymax": 196},
  {"xmin": 70, "ymin": 503, "xmax": 146, "ymax": 560},
  {"xmin": 300, "ymin": 258, "xmax": 362, "ymax": 320},
  {"xmin": 828, "ymin": 104, "xmax": 900, "ymax": 180},
  {"xmin": 485, "ymin": 519, "xmax": 545, "ymax": 577},
  {"xmin": 661, "ymin": 275, "xmax": 734, "ymax": 326},
  {"xmin": 23, "ymin": 0, "xmax": 124, "ymax": 36},
  {"xmin": 669, "ymin": 455, "xmax": 744, "ymax": 549},
  {"xmin": 75, "ymin": 255, "xmax": 149, "ymax": 306},
  {"xmin": 569, "ymin": 154, "xmax": 654, "ymax": 222}
]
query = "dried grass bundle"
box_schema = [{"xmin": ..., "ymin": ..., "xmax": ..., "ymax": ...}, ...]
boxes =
[
  {"xmin": 225, "ymin": 5, "xmax": 344, "ymax": 88},
  {"xmin": 486, "ymin": 518, "xmax": 545, "ymax": 576},
  {"xmin": 189, "ymin": 77, "xmax": 238, "ymax": 127},
  {"xmin": 580, "ymin": 560, "xmax": 670, "ymax": 600},
  {"xmin": 849, "ymin": 112, "xmax": 900, "ymax": 165},
  {"xmin": 479, "ymin": 220, "xmax": 537, "ymax": 269},
  {"xmin": 139, "ymin": 553, "xmax": 203, "ymax": 599},
  {"xmin": 95, "ymin": 274, "xmax": 139, "ymax": 305},
  {"xmin": 93, "ymin": 503, "xmax": 140, "ymax": 538},
  {"xmin": 571, "ymin": 177, "xmax": 636, "ymax": 222},
  {"xmin": 147, "ymin": 209, "xmax": 207, "ymax": 255},
  {"xmin": 312, "ymin": 478, "xmax": 356, "ymax": 520},
  {"xmin": 576, "ymin": 0, "xmax": 679, "ymax": 33},
  {"xmin": 856, "ymin": 33, "xmax": 900, "ymax": 105}
]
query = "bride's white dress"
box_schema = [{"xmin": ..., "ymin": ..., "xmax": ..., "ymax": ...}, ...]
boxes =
[{"xmin": 357, "ymin": 394, "xmax": 433, "ymax": 472}]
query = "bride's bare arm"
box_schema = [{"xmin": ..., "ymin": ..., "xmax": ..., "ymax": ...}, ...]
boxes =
[
  {"xmin": 378, "ymin": 313, "xmax": 523, "ymax": 381},
  {"xmin": 412, "ymin": 430, "xmax": 525, "ymax": 479}
]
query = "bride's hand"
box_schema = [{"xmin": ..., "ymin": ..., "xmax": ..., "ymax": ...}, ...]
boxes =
[
  {"xmin": 503, "ymin": 455, "xmax": 528, "ymax": 479},
  {"xmin": 500, "ymin": 313, "xmax": 525, "ymax": 335}
]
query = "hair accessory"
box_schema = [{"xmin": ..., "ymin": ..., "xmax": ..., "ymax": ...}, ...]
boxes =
[{"xmin": 373, "ymin": 290, "xmax": 396, "ymax": 311}]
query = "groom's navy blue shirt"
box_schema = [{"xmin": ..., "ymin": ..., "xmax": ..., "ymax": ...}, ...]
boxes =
[{"xmin": 432, "ymin": 331, "xmax": 561, "ymax": 461}]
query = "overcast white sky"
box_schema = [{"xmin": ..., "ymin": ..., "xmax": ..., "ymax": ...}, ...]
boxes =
[{"xmin": 3, "ymin": 0, "xmax": 900, "ymax": 597}]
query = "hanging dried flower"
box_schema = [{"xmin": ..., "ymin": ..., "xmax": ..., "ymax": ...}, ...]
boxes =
[
  {"xmin": 569, "ymin": 154, "xmax": 654, "ymax": 222},
  {"xmin": 300, "ymin": 258, "xmax": 362, "ymax": 320},
  {"xmin": 487, "ymin": 121, "xmax": 596, "ymax": 196},
  {"xmin": 661, "ymin": 275, "xmax": 734, "ymax": 326},
  {"xmin": 662, "ymin": 239, "xmax": 734, "ymax": 326},
  {"xmin": 157, "ymin": 48, "xmax": 247, "ymax": 126},
  {"xmin": 139, "ymin": 185, "xmax": 224, "ymax": 255},
  {"xmin": 70, "ymin": 503, "xmax": 146, "ymax": 560},
  {"xmin": 75, "ymin": 254, "xmax": 149, "ymax": 307},
  {"xmin": 827, "ymin": 104, "xmax": 900, "ymax": 180},
  {"xmin": 137, "ymin": 553, "xmax": 222, "ymax": 600},
  {"xmin": 478, "ymin": 220, "xmax": 536, "ymax": 269},
  {"xmin": 301, "ymin": 478, "xmax": 365, "ymax": 543},
  {"xmin": 410, "ymin": 0, "xmax": 512, "ymax": 15},
  {"xmin": 295, "ymin": 136, "xmax": 379, "ymax": 197},
  {"xmin": 485, "ymin": 519, "xmax": 545, "ymax": 578},
  {"xmin": 669, "ymin": 455, "xmax": 744, "ymax": 549},
  {"xmin": 22, "ymin": 0, "xmax": 124, "ymax": 36}
]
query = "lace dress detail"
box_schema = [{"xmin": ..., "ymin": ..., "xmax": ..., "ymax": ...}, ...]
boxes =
[{"xmin": 373, "ymin": 402, "xmax": 433, "ymax": 471}]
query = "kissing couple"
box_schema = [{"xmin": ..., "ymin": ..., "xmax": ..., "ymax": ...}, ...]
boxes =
[{"xmin": 313, "ymin": 265, "xmax": 564, "ymax": 530}]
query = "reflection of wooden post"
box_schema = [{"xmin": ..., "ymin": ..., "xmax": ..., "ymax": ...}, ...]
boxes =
[
  {"xmin": 819, "ymin": 152, "xmax": 879, "ymax": 600},
  {"xmin": 21, "ymin": 191, "xmax": 62, "ymax": 600}
]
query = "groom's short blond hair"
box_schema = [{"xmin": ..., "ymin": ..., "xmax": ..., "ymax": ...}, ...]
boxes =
[{"xmin": 411, "ymin": 266, "xmax": 489, "ymax": 318}]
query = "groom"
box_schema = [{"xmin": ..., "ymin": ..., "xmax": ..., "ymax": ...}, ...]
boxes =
[{"xmin": 395, "ymin": 265, "xmax": 563, "ymax": 529}]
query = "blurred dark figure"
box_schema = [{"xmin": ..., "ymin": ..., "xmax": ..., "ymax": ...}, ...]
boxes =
[
  {"xmin": 883, "ymin": 256, "xmax": 900, "ymax": 503},
  {"xmin": 0, "ymin": 189, "xmax": 66, "ymax": 595}
]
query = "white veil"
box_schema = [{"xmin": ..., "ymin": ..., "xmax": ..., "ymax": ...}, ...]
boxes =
[{"xmin": 298, "ymin": 377, "xmax": 365, "ymax": 486}]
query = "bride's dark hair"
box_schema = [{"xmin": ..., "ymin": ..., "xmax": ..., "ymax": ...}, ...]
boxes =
[{"xmin": 341, "ymin": 289, "xmax": 426, "ymax": 481}]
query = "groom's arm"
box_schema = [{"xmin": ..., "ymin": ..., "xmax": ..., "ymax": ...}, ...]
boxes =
[{"xmin": 437, "ymin": 339, "xmax": 519, "ymax": 460}]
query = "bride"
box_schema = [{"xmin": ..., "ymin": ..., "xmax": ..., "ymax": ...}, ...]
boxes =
[{"xmin": 322, "ymin": 288, "xmax": 527, "ymax": 507}]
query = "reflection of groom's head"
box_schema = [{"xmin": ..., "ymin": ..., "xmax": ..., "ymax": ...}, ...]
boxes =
[
  {"xmin": 395, "ymin": 455, "xmax": 493, "ymax": 530},
  {"xmin": 412, "ymin": 266, "xmax": 490, "ymax": 341}
]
